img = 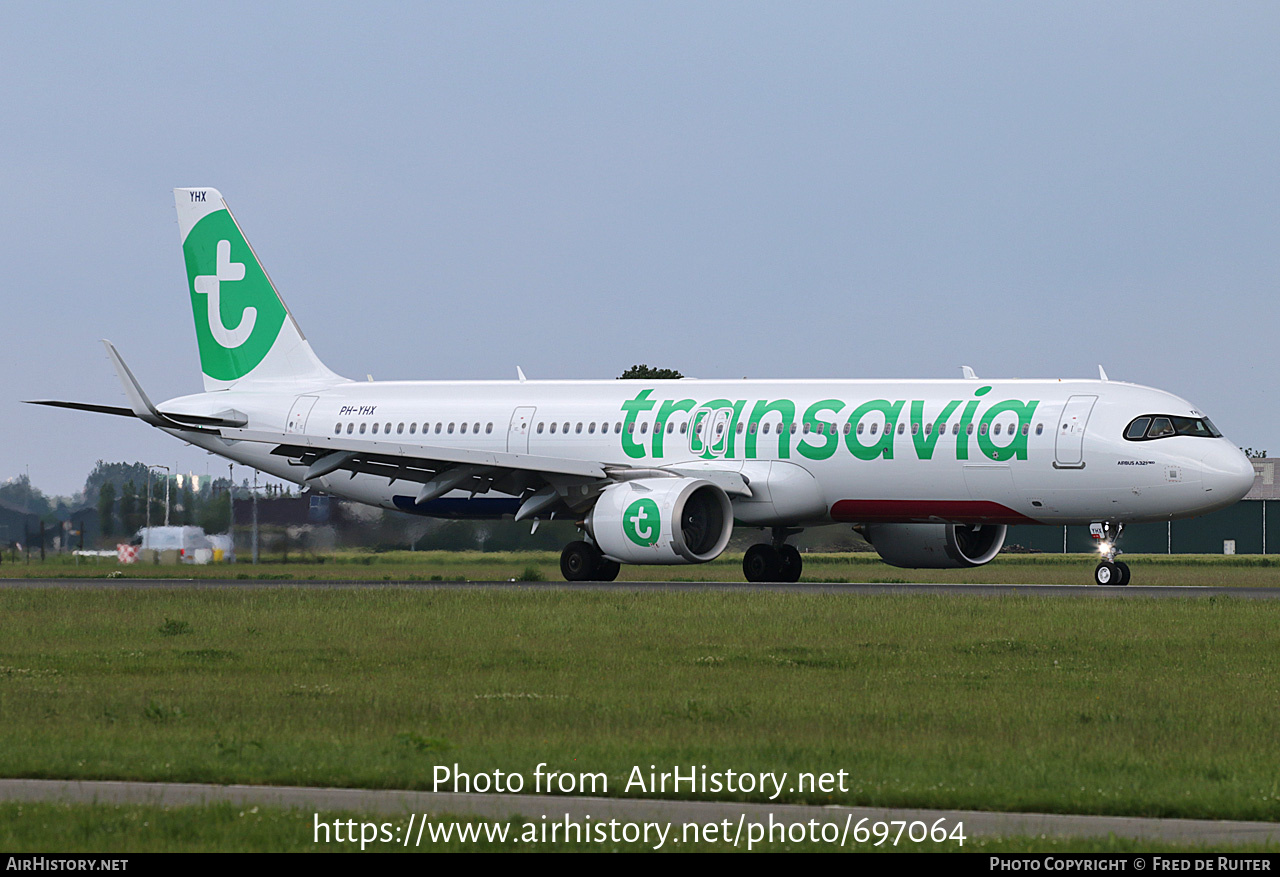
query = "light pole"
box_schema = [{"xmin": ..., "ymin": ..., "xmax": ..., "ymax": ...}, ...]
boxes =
[
  {"xmin": 147, "ymin": 465, "xmax": 171, "ymax": 529},
  {"xmin": 252, "ymin": 469, "xmax": 259, "ymax": 564},
  {"xmin": 228, "ymin": 463, "xmax": 235, "ymax": 564}
]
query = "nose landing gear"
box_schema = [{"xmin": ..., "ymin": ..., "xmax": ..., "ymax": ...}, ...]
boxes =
[{"xmin": 1091, "ymin": 521, "xmax": 1131, "ymax": 586}]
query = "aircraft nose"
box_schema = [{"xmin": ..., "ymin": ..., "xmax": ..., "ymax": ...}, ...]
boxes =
[{"xmin": 1200, "ymin": 442, "xmax": 1257, "ymax": 504}]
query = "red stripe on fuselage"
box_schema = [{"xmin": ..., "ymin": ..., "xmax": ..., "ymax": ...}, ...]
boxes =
[{"xmin": 830, "ymin": 499, "xmax": 1036, "ymax": 524}]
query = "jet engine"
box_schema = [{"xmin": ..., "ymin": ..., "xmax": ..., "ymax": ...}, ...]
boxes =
[
  {"xmin": 862, "ymin": 523, "xmax": 1006, "ymax": 569},
  {"xmin": 587, "ymin": 478, "xmax": 733, "ymax": 564}
]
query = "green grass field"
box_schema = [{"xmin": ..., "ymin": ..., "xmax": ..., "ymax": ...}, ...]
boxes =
[
  {"xmin": 9, "ymin": 549, "xmax": 1280, "ymax": 585},
  {"xmin": 1, "ymin": 585, "xmax": 1278, "ymax": 831}
]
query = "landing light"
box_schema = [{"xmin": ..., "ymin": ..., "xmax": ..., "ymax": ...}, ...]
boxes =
[{"xmin": 1097, "ymin": 541, "xmax": 1112, "ymax": 555}]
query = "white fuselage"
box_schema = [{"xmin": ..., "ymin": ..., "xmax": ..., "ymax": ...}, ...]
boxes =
[{"xmin": 161, "ymin": 376, "xmax": 1256, "ymax": 529}]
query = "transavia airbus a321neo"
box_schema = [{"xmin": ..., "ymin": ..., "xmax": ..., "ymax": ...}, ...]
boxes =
[{"xmin": 31, "ymin": 189, "xmax": 1257, "ymax": 586}]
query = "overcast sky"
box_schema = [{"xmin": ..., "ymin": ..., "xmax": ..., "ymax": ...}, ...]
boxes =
[{"xmin": 3, "ymin": 2, "xmax": 1278, "ymax": 497}]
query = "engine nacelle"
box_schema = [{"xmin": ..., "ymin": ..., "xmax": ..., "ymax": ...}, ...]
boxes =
[
  {"xmin": 862, "ymin": 523, "xmax": 1006, "ymax": 569},
  {"xmin": 588, "ymin": 478, "xmax": 733, "ymax": 564}
]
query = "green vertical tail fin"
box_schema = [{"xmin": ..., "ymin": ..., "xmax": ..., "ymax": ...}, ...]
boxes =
[{"xmin": 175, "ymin": 188, "xmax": 344, "ymax": 390}]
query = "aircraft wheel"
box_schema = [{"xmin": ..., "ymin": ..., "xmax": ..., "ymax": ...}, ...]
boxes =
[
  {"xmin": 597, "ymin": 559, "xmax": 621, "ymax": 582},
  {"xmin": 1094, "ymin": 561, "xmax": 1121, "ymax": 586},
  {"xmin": 561, "ymin": 541, "xmax": 603, "ymax": 582},
  {"xmin": 1115, "ymin": 561, "xmax": 1131, "ymax": 586},
  {"xmin": 777, "ymin": 544, "xmax": 803, "ymax": 583},
  {"xmin": 743, "ymin": 544, "xmax": 780, "ymax": 582}
]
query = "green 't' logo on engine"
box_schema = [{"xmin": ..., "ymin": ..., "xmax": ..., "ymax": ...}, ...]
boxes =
[
  {"xmin": 623, "ymin": 498, "xmax": 660, "ymax": 547},
  {"xmin": 184, "ymin": 210, "xmax": 287, "ymax": 381}
]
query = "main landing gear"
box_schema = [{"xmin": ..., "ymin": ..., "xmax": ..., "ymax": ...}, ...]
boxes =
[
  {"xmin": 743, "ymin": 528, "xmax": 803, "ymax": 583},
  {"xmin": 560, "ymin": 540, "xmax": 621, "ymax": 582},
  {"xmin": 1092, "ymin": 521, "xmax": 1131, "ymax": 587}
]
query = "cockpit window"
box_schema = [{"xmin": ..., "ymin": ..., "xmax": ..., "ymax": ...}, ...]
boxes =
[
  {"xmin": 1125, "ymin": 417, "xmax": 1151, "ymax": 440},
  {"xmin": 1124, "ymin": 415, "xmax": 1223, "ymax": 441}
]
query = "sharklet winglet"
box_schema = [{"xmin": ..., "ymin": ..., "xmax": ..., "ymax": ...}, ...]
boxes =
[{"xmin": 102, "ymin": 340, "xmax": 167, "ymax": 427}]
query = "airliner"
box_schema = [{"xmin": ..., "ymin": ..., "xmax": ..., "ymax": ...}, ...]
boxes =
[{"xmin": 30, "ymin": 189, "xmax": 1256, "ymax": 586}]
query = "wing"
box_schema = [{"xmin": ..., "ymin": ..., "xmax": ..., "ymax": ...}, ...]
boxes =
[{"xmin": 216, "ymin": 425, "xmax": 751, "ymax": 519}]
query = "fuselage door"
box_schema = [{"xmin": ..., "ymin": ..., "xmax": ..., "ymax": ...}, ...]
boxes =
[
  {"xmin": 689, "ymin": 406, "xmax": 733, "ymax": 459},
  {"xmin": 508, "ymin": 406, "xmax": 536, "ymax": 454},
  {"xmin": 285, "ymin": 395, "xmax": 319, "ymax": 435},
  {"xmin": 1054, "ymin": 394, "xmax": 1097, "ymax": 469}
]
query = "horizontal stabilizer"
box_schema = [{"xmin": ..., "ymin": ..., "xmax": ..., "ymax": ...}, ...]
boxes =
[
  {"xmin": 23, "ymin": 400, "xmax": 136, "ymax": 418},
  {"xmin": 22, "ymin": 399, "xmax": 245, "ymax": 429}
]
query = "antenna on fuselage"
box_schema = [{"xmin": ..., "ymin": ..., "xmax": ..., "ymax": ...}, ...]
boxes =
[
  {"xmin": 961, "ymin": 365, "xmax": 978, "ymax": 379},
  {"xmin": 1098, "ymin": 365, "xmax": 1109, "ymax": 381}
]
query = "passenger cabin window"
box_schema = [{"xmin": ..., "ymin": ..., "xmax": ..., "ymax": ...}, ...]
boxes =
[
  {"xmin": 372, "ymin": 423, "xmax": 379, "ymax": 434},
  {"xmin": 359, "ymin": 423, "xmax": 367, "ymax": 434},
  {"xmin": 1124, "ymin": 415, "xmax": 1221, "ymax": 441},
  {"xmin": 334, "ymin": 424, "xmax": 341, "ymax": 434},
  {"xmin": 486, "ymin": 423, "xmax": 493, "ymax": 434},
  {"xmin": 409, "ymin": 423, "xmax": 417, "ymax": 434},
  {"xmin": 347, "ymin": 424, "xmax": 354, "ymax": 434}
]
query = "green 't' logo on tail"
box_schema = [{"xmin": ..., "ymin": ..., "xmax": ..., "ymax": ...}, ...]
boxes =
[{"xmin": 183, "ymin": 209, "xmax": 287, "ymax": 381}]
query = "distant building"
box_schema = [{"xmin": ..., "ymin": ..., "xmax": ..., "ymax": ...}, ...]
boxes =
[{"xmin": 0, "ymin": 498, "xmax": 39, "ymax": 549}]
